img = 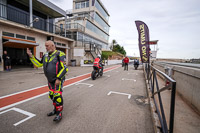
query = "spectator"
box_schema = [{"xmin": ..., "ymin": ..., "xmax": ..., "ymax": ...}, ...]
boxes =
[
  {"xmin": 123, "ymin": 56, "xmax": 129, "ymax": 71},
  {"xmin": 3, "ymin": 50, "xmax": 11, "ymax": 71}
]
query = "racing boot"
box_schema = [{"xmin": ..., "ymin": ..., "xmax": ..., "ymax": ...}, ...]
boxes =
[
  {"xmin": 53, "ymin": 111, "xmax": 62, "ymax": 122},
  {"xmin": 47, "ymin": 108, "xmax": 56, "ymax": 116},
  {"xmin": 47, "ymin": 103, "xmax": 57, "ymax": 116},
  {"xmin": 53, "ymin": 105, "xmax": 63, "ymax": 122}
]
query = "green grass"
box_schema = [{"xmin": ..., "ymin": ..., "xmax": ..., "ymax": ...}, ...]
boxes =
[{"xmin": 102, "ymin": 51, "xmax": 123, "ymax": 60}]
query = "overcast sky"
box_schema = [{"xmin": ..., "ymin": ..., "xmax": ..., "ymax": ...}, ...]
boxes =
[{"xmin": 49, "ymin": 0, "xmax": 200, "ymax": 59}]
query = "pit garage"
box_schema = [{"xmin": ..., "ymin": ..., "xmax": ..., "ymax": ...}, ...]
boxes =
[{"xmin": 2, "ymin": 36, "xmax": 38, "ymax": 69}]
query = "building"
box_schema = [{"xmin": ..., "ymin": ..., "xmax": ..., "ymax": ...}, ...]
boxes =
[
  {"xmin": 57, "ymin": 0, "xmax": 110, "ymax": 65},
  {"xmin": 0, "ymin": 0, "xmax": 74, "ymax": 71}
]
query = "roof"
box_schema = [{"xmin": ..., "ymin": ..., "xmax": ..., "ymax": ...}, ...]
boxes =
[{"xmin": 15, "ymin": 0, "xmax": 66, "ymax": 18}]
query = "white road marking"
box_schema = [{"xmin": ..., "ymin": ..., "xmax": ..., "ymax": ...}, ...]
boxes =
[
  {"xmin": 128, "ymin": 73, "xmax": 138, "ymax": 75},
  {"xmin": 0, "ymin": 107, "xmax": 36, "ymax": 126},
  {"xmin": 0, "ymin": 66, "xmax": 121, "ymax": 111},
  {"xmin": 75, "ymin": 83, "xmax": 93, "ymax": 87},
  {"xmin": 107, "ymin": 91, "xmax": 131, "ymax": 99},
  {"xmin": 103, "ymin": 75, "xmax": 110, "ymax": 77},
  {"xmin": 122, "ymin": 78, "xmax": 136, "ymax": 82}
]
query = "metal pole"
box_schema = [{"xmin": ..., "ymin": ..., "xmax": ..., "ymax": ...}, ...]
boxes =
[
  {"xmin": 47, "ymin": 15, "xmax": 49, "ymax": 32},
  {"xmin": 29, "ymin": 0, "xmax": 33, "ymax": 27},
  {"xmin": 65, "ymin": 15, "xmax": 67, "ymax": 37},
  {"xmin": 169, "ymin": 82, "xmax": 176, "ymax": 133}
]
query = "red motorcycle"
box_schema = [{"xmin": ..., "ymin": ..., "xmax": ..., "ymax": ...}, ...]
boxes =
[{"xmin": 91, "ymin": 58, "xmax": 103, "ymax": 80}]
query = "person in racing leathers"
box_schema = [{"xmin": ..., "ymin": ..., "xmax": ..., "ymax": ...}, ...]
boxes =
[{"xmin": 27, "ymin": 40, "xmax": 68, "ymax": 122}]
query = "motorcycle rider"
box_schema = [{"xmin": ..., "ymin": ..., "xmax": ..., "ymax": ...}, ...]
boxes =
[
  {"xmin": 94, "ymin": 54, "xmax": 103, "ymax": 72},
  {"xmin": 134, "ymin": 59, "xmax": 139, "ymax": 68},
  {"xmin": 27, "ymin": 40, "xmax": 68, "ymax": 122}
]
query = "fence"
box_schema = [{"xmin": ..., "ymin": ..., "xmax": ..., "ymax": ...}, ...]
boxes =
[
  {"xmin": 144, "ymin": 63, "xmax": 176, "ymax": 133},
  {"xmin": 0, "ymin": 3, "xmax": 74, "ymax": 40}
]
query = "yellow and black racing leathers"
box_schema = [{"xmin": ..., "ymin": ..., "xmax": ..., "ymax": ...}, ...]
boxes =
[{"xmin": 29, "ymin": 50, "xmax": 68, "ymax": 118}]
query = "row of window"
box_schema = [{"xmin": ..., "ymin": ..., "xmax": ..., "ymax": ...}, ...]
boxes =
[
  {"xmin": 75, "ymin": 1, "xmax": 89, "ymax": 9},
  {"xmin": 77, "ymin": 32, "xmax": 108, "ymax": 49},
  {"xmin": 54, "ymin": 42, "xmax": 66, "ymax": 47},
  {"xmin": 94, "ymin": 12, "xmax": 109, "ymax": 33},
  {"xmin": 95, "ymin": 0, "xmax": 109, "ymax": 21},
  {"xmin": 3, "ymin": 31, "xmax": 35, "ymax": 41},
  {"xmin": 86, "ymin": 21, "xmax": 109, "ymax": 41}
]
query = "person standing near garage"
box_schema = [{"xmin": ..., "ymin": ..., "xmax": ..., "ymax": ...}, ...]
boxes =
[
  {"xmin": 27, "ymin": 40, "xmax": 68, "ymax": 122},
  {"xmin": 3, "ymin": 50, "xmax": 11, "ymax": 71}
]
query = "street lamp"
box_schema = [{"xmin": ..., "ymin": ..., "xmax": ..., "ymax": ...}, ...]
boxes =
[{"xmin": 29, "ymin": 17, "xmax": 39, "ymax": 26}]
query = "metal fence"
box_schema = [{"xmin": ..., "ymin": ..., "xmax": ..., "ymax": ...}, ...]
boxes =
[
  {"xmin": 0, "ymin": 3, "xmax": 74, "ymax": 40},
  {"xmin": 66, "ymin": 23, "xmax": 85, "ymax": 32},
  {"xmin": 145, "ymin": 63, "xmax": 176, "ymax": 133}
]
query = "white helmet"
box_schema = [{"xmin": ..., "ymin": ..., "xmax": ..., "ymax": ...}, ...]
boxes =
[{"xmin": 97, "ymin": 54, "xmax": 101, "ymax": 58}]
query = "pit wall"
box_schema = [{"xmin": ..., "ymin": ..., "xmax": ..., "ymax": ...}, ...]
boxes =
[{"xmin": 153, "ymin": 62, "xmax": 200, "ymax": 112}]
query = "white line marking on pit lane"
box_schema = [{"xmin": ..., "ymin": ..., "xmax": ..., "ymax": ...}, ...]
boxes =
[
  {"xmin": 0, "ymin": 66, "xmax": 120, "ymax": 111},
  {"xmin": 104, "ymin": 75, "xmax": 110, "ymax": 77},
  {"xmin": 75, "ymin": 83, "xmax": 93, "ymax": 87},
  {"xmin": 0, "ymin": 107, "xmax": 36, "ymax": 126},
  {"xmin": 122, "ymin": 78, "xmax": 136, "ymax": 82},
  {"xmin": 128, "ymin": 73, "xmax": 138, "ymax": 75},
  {"xmin": 107, "ymin": 91, "xmax": 131, "ymax": 99}
]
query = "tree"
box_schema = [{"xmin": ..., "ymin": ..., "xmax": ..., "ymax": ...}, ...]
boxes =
[
  {"xmin": 110, "ymin": 39, "xmax": 117, "ymax": 50},
  {"xmin": 113, "ymin": 44, "xmax": 126, "ymax": 56}
]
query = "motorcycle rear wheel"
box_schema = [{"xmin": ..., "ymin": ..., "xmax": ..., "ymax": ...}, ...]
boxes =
[{"xmin": 91, "ymin": 71, "xmax": 97, "ymax": 80}]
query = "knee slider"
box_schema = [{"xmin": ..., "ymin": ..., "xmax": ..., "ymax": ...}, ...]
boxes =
[
  {"xmin": 48, "ymin": 90, "xmax": 54, "ymax": 100},
  {"xmin": 54, "ymin": 91, "xmax": 62, "ymax": 105}
]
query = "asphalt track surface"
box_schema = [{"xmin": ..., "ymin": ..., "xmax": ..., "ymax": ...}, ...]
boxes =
[{"xmin": 0, "ymin": 65, "xmax": 154, "ymax": 133}]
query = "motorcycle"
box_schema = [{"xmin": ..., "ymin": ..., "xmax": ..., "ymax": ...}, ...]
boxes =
[{"xmin": 91, "ymin": 60, "xmax": 104, "ymax": 80}]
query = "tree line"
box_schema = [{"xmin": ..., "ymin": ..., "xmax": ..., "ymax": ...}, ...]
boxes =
[{"xmin": 110, "ymin": 39, "xmax": 126, "ymax": 56}]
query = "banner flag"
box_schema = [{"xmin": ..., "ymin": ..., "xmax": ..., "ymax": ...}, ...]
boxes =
[{"xmin": 135, "ymin": 21, "xmax": 150, "ymax": 63}]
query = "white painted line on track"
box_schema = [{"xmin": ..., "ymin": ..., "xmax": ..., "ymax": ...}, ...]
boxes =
[
  {"xmin": 75, "ymin": 83, "xmax": 93, "ymax": 87},
  {"xmin": 103, "ymin": 75, "xmax": 110, "ymax": 77},
  {"xmin": 0, "ymin": 93, "xmax": 48, "ymax": 112},
  {"xmin": 0, "ymin": 85, "xmax": 48, "ymax": 99},
  {"xmin": 0, "ymin": 73, "xmax": 90, "ymax": 99},
  {"xmin": 107, "ymin": 91, "xmax": 131, "ymax": 99},
  {"xmin": 0, "ymin": 65, "xmax": 120, "ymax": 111},
  {"xmin": 0, "ymin": 107, "xmax": 36, "ymax": 126},
  {"xmin": 122, "ymin": 78, "xmax": 136, "ymax": 82},
  {"xmin": 128, "ymin": 73, "xmax": 138, "ymax": 75}
]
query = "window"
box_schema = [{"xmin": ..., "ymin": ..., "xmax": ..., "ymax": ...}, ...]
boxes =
[
  {"xmin": 86, "ymin": 1, "xmax": 89, "ymax": 7},
  {"xmin": 81, "ymin": 2, "xmax": 85, "ymax": 8},
  {"xmin": 75, "ymin": 2, "xmax": 81, "ymax": 9},
  {"xmin": 62, "ymin": 43, "xmax": 66, "ymax": 47},
  {"xmin": 2, "ymin": 31, "xmax": 14, "ymax": 37},
  {"xmin": 16, "ymin": 34, "xmax": 25, "ymax": 39},
  {"xmin": 27, "ymin": 36, "xmax": 35, "ymax": 41},
  {"xmin": 86, "ymin": 21, "xmax": 109, "ymax": 41},
  {"xmin": 94, "ymin": 12, "xmax": 109, "ymax": 33},
  {"xmin": 60, "ymin": 24, "xmax": 63, "ymax": 29},
  {"xmin": 95, "ymin": 0, "xmax": 109, "ymax": 21},
  {"xmin": 75, "ymin": 1, "xmax": 89, "ymax": 9}
]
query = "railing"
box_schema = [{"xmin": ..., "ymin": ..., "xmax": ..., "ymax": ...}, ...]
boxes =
[
  {"xmin": 0, "ymin": 3, "xmax": 74, "ymax": 40},
  {"xmin": 84, "ymin": 42, "xmax": 102, "ymax": 59},
  {"xmin": 66, "ymin": 23, "xmax": 85, "ymax": 32},
  {"xmin": 69, "ymin": 12, "xmax": 94, "ymax": 22},
  {"xmin": 145, "ymin": 63, "xmax": 176, "ymax": 133}
]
